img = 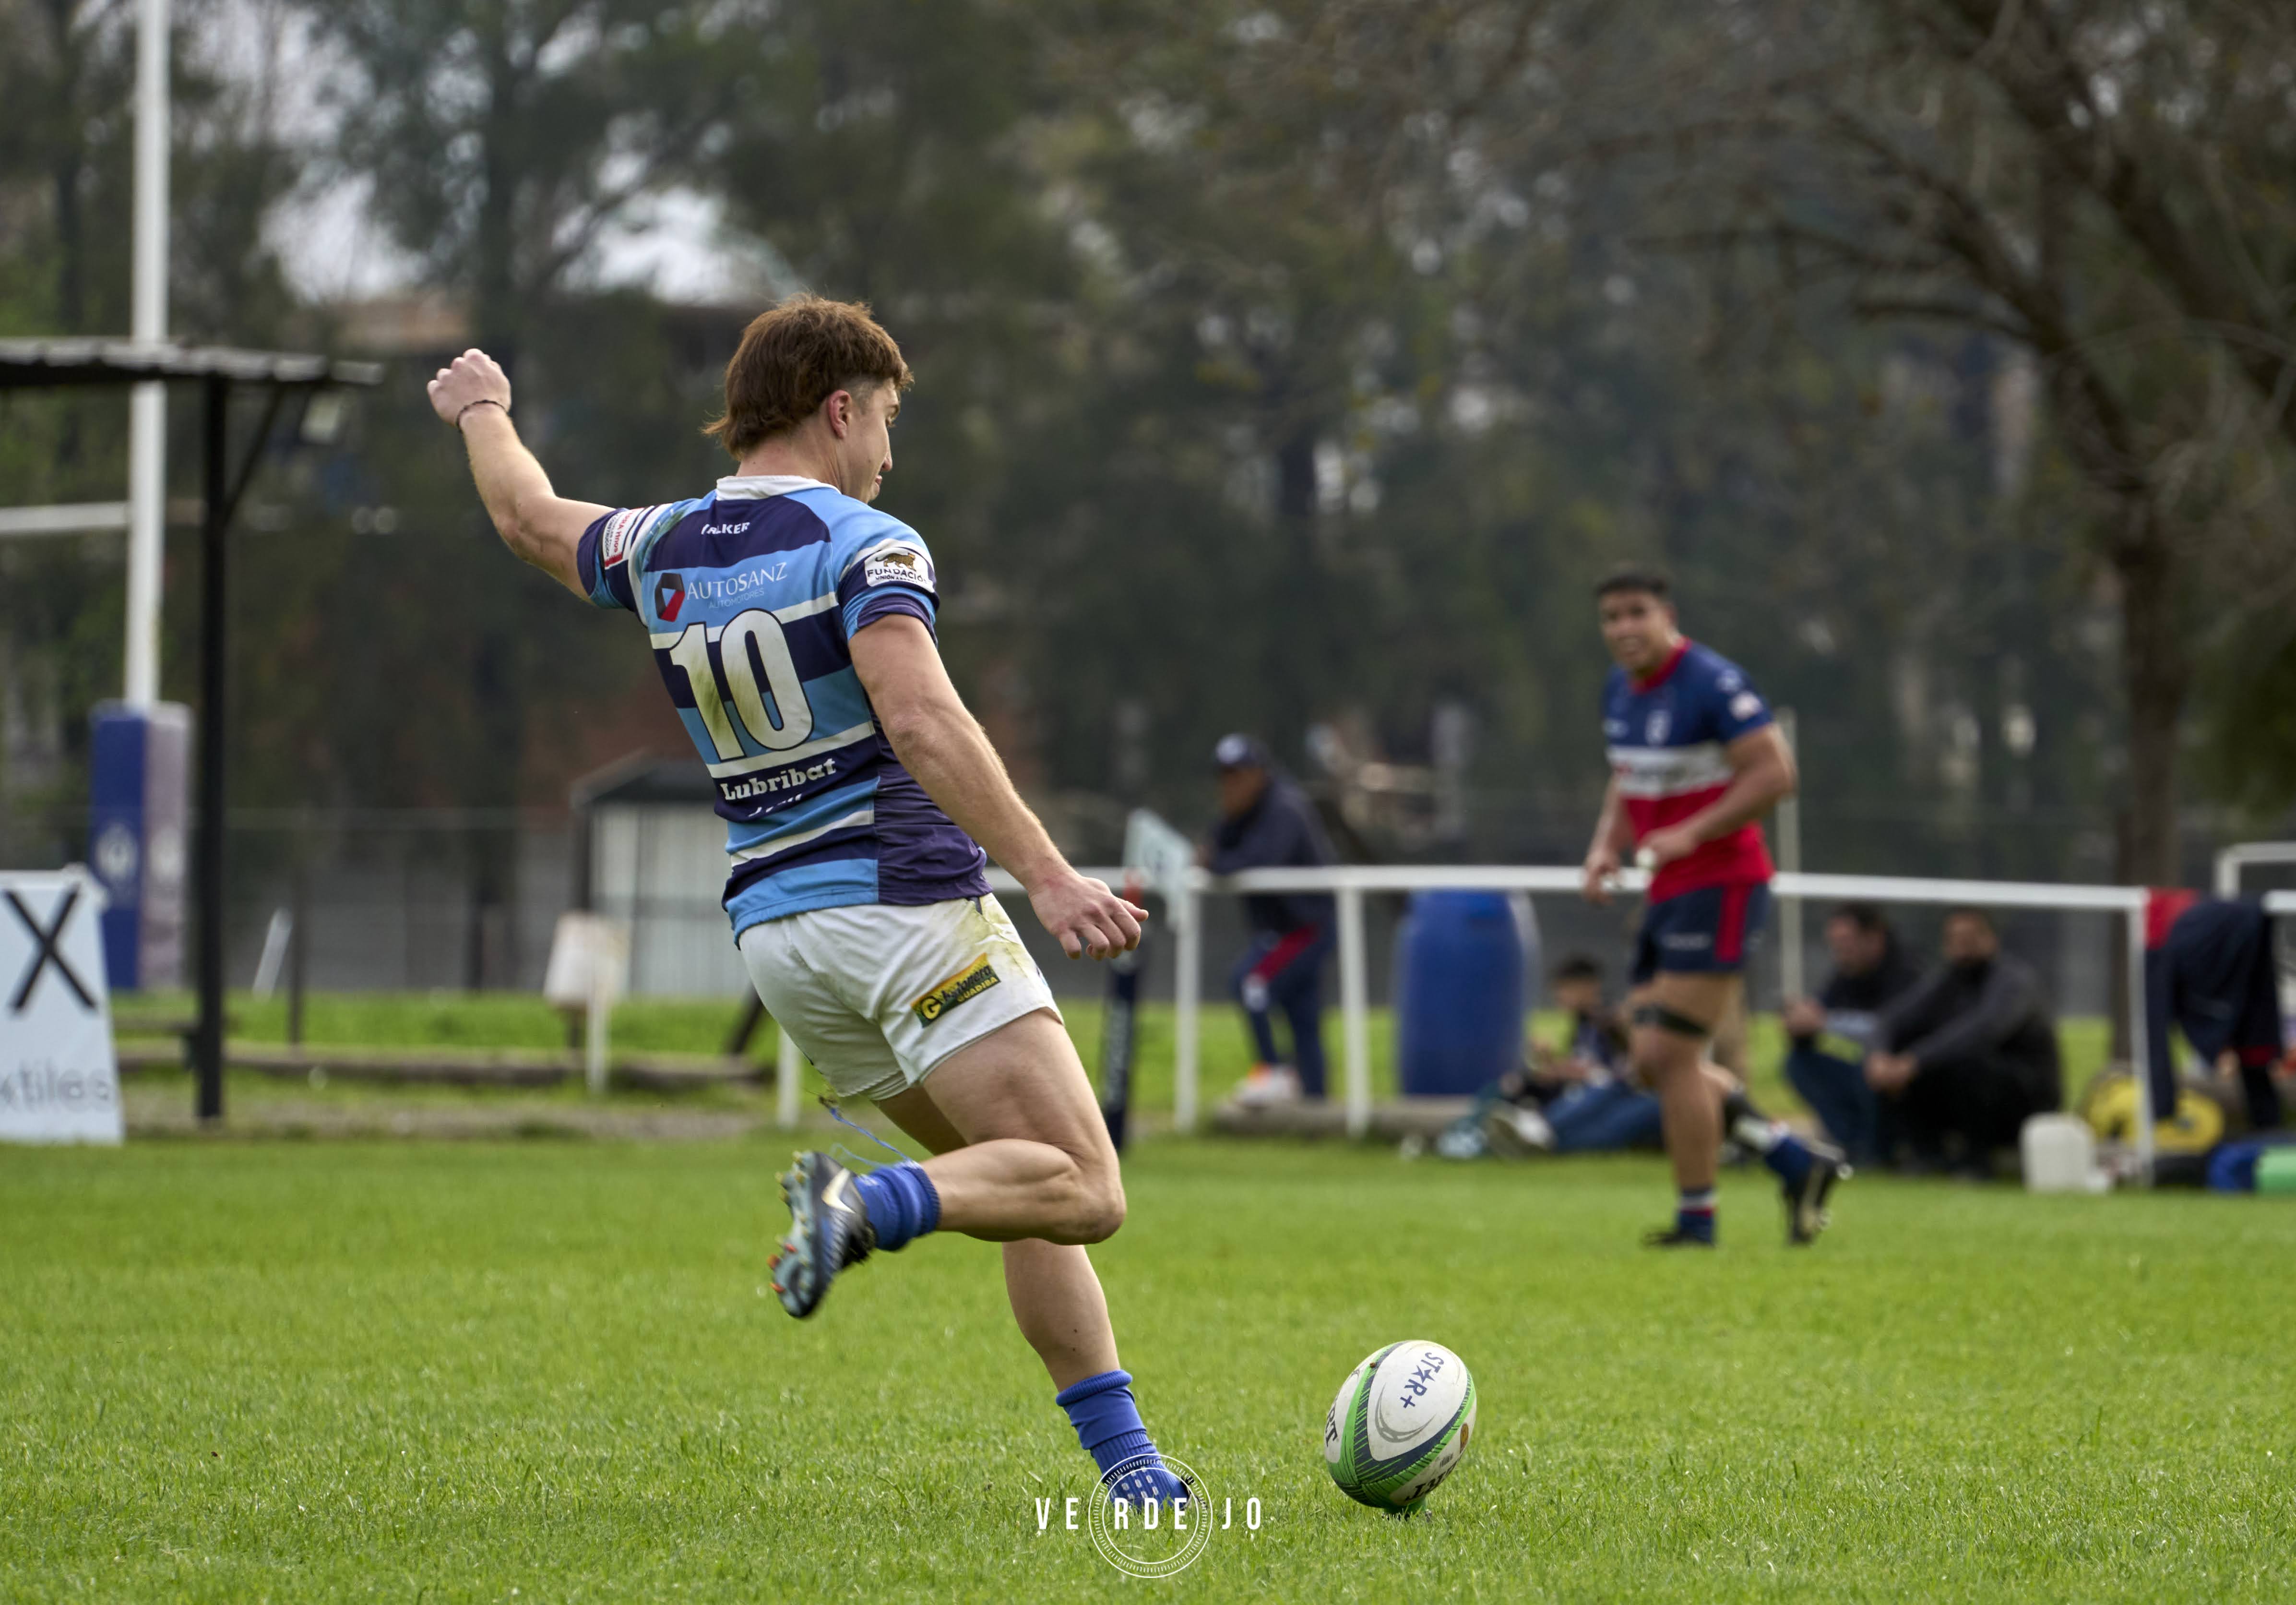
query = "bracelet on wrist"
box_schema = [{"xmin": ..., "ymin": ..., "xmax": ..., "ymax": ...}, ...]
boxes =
[{"xmin": 455, "ymin": 397, "xmax": 510, "ymax": 429}]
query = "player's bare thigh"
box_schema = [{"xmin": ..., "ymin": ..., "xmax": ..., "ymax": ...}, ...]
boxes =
[{"xmin": 875, "ymin": 1007, "xmax": 1117, "ymax": 1172}]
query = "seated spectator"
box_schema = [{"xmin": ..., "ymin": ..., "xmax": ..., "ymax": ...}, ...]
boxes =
[
  {"xmin": 1866, "ymin": 908, "xmax": 2063, "ymax": 1177},
  {"xmin": 1436, "ymin": 956, "xmax": 1660, "ymax": 1157},
  {"xmin": 1781, "ymin": 902, "xmax": 1923, "ymax": 1163}
]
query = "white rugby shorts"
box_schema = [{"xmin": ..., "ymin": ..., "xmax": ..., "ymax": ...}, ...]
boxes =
[{"xmin": 737, "ymin": 894, "xmax": 1061, "ymax": 1104}]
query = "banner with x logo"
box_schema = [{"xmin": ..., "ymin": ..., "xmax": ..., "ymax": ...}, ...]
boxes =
[{"xmin": 0, "ymin": 869, "xmax": 124, "ymax": 1145}]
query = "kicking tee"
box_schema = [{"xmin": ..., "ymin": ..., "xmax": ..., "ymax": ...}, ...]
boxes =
[
  {"xmin": 576, "ymin": 474, "xmax": 990, "ymax": 935},
  {"xmin": 1601, "ymin": 639, "xmax": 1775, "ymax": 902}
]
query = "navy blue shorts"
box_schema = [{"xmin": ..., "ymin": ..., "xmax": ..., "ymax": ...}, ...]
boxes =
[{"xmin": 1630, "ymin": 881, "xmax": 1771, "ymax": 986}]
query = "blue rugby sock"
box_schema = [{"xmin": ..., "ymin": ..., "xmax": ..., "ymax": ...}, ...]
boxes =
[
  {"xmin": 1677, "ymin": 1188, "xmax": 1718, "ymax": 1243},
  {"xmin": 1056, "ymin": 1370, "xmax": 1187, "ymax": 1505},
  {"xmin": 1759, "ymin": 1129, "xmax": 1816, "ymax": 1185},
  {"xmin": 849, "ymin": 1161, "xmax": 940, "ymax": 1252},
  {"xmin": 1726, "ymin": 1091, "xmax": 1815, "ymax": 1185}
]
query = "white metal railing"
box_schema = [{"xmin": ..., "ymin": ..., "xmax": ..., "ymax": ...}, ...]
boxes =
[
  {"xmin": 985, "ymin": 862, "xmax": 2216, "ymax": 1181},
  {"xmin": 2217, "ymin": 841, "xmax": 2296, "ymax": 896},
  {"xmin": 969, "ymin": 862, "xmax": 2296, "ymax": 1176},
  {"xmin": 0, "ymin": 502, "xmax": 130, "ymax": 538}
]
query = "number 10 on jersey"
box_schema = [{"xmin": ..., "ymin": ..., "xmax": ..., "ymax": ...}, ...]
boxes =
[{"xmin": 664, "ymin": 610, "xmax": 816, "ymax": 760}]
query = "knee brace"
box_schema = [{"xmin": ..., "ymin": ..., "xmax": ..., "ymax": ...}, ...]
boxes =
[{"xmin": 1632, "ymin": 1002, "xmax": 1711, "ymax": 1039}]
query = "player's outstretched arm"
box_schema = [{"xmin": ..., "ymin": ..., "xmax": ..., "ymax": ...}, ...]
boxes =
[
  {"xmin": 1639, "ymin": 724, "xmax": 1798, "ymax": 869},
  {"xmin": 850, "ymin": 615, "xmax": 1146, "ymax": 960},
  {"xmin": 427, "ymin": 349, "xmax": 609, "ymax": 599}
]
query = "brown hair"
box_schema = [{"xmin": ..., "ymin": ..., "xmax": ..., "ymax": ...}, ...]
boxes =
[
  {"xmin": 703, "ymin": 294, "xmax": 914, "ymax": 457},
  {"xmin": 1594, "ymin": 562, "xmax": 1672, "ymax": 602}
]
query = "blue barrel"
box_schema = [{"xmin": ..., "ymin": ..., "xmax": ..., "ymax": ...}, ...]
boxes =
[{"xmin": 1393, "ymin": 891, "xmax": 1525, "ymax": 1096}]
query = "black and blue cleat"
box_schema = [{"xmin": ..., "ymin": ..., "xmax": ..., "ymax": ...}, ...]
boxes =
[
  {"xmin": 1785, "ymin": 1145, "xmax": 1852, "ymax": 1246},
  {"xmin": 770, "ymin": 1151, "xmax": 876, "ymax": 1318}
]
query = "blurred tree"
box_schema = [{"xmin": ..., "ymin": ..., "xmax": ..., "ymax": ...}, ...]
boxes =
[
  {"xmin": 1543, "ymin": 0, "xmax": 2296, "ymax": 881},
  {"xmin": 288, "ymin": 0, "xmax": 752, "ymax": 981},
  {"xmin": 10, "ymin": 0, "xmax": 2285, "ymax": 925},
  {"xmin": 693, "ymin": 0, "xmax": 1086, "ymax": 792},
  {"xmin": 1014, "ymin": 0, "xmax": 2120, "ymax": 875}
]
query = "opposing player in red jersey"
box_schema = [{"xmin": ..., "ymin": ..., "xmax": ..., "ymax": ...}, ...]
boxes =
[{"xmin": 1580, "ymin": 565, "xmax": 1851, "ymax": 1246}]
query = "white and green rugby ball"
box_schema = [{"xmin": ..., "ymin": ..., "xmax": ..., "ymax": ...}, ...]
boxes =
[{"xmin": 1323, "ymin": 1341, "xmax": 1477, "ymax": 1514}]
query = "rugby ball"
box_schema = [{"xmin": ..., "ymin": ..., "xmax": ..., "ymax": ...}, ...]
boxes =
[{"xmin": 1323, "ymin": 1341, "xmax": 1477, "ymax": 1514}]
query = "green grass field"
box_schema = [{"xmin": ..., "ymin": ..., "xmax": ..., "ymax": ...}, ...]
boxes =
[{"xmin": 5, "ymin": 1136, "xmax": 2292, "ymax": 1602}]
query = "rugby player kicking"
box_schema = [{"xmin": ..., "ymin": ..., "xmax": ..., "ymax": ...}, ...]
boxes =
[
  {"xmin": 429, "ymin": 295, "xmax": 1187, "ymax": 1504},
  {"xmin": 1580, "ymin": 565, "xmax": 1851, "ymax": 1247}
]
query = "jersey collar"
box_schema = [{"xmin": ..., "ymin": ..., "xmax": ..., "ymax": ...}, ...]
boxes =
[
  {"xmin": 1630, "ymin": 638, "xmax": 1693, "ymax": 693},
  {"xmin": 715, "ymin": 473, "xmax": 833, "ymax": 500}
]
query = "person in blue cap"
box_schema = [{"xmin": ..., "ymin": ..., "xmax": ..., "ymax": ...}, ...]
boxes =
[{"xmin": 1205, "ymin": 734, "xmax": 1337, "ymax": 1104}]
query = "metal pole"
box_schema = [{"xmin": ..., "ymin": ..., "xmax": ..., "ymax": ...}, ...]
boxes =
[
  {"xmin": 2125, "ymin": 903, "xmax": 2154, "ymax": 1184},
  {"xmin": 286, "ymin": 844, "xmax": 308, "ymax": 1047},
  {"xmin": 1338, "ymin": 886, "xmax": 1370, "ymax": 1138},
  {"xmin": 124, "ymin": 0, "xmax": 170, "ymax": 707},
  {"xmin": 584, "ymin": 984, "xmax": 610, "ymax": 1095},
  {"xmin": 1776, "ymin": 707, "xmax": 1804, "ymax": 1004},
  {"xmin": 192, "ymin": 375, "xmax": 227, "ymax": 1122},
  {"xmin": 1173, "ymin": 886, "xmax": 1201, "ymax": 1134}
]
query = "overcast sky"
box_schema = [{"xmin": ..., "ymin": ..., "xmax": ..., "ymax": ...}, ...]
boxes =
[{"xmin": 202, "ymin": 0, "xmax": 757, "ymax": 307}]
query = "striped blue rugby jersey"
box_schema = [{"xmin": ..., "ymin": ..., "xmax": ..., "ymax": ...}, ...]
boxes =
[{"xmin": 576, "ymin": 474, "xmax": 989, "ymax": 935}]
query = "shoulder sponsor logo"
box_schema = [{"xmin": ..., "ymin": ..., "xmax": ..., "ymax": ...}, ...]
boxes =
[
  {"xmin": 863, "ymin": 544, "xmax": 935, "ymax": 592},
  {"xmin": 1729, "ymin": 691, "xmax": 1762, "ymax": 720},
  {"xmin": 912, "ymin": 953, "xmax": 1000, "ymax": 1027},
  {"xmin": 601, "ymin": 507, "xmax": 644, "ymax": 567},
  {"xmin": 1717, "ymin": 669, "xmax": 1743, "ymax": 692}
]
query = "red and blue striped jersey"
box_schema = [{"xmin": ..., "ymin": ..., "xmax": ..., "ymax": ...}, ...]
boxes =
[{"xmin": 1602, "ymin": 640, "xmax": 1774, "ymax": 900}]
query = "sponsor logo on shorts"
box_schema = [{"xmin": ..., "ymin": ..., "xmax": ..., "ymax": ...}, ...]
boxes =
[
  {"xmin": 913, "ymin": 954, "xmax": 999, "ymax": 1027},
  {"xmin": 863, "ymin": 544, "xmax": 934, "ymax": 592},
  {"xmin": 1660, "ymin": 930, "xmax": 1713, "ymax": 950}
]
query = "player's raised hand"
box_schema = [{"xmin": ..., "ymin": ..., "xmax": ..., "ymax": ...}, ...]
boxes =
[
  {"xmin": 1581, "ymin": 844, "xmax": 1620, "ymax": 906},
  {"xmin": 1028, "ymin": 868, "xmax": 1149, "ymax": 960},
  {"xmin": 427, "ymin": 348, "xmax": 512, "ymax": 429},
  {"xmin": 1638, "ymin": 824, "xmax": 1700, "ymax": 870}
]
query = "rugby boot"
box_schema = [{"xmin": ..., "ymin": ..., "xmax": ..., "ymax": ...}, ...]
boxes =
[
  {"xmin": 1640, "ymin": 1225, "xmax": 1717, "ymax": 1249},
  {"xmin": 1784, "ymin": 1145, "xmax": 1852, "ymax": 1246},
  {"xmin": 770, "ymin": 1151, "xmax": 875, "ymax": 1318}
]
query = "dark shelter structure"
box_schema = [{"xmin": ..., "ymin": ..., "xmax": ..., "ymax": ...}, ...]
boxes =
[{"xmin": 0, "ymin": 339, "xmax": 383, "ymax": 1123}]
